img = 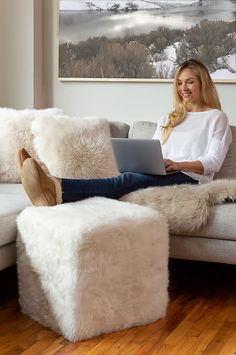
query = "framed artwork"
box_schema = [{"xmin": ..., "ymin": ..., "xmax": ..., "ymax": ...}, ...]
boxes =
[{"xmin": 58, "ymin": 0, "xmax": 236, "ymax": 82}]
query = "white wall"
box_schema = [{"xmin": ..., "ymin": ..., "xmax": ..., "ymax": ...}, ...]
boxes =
[
  {"xmin": 43, "ymin": 0, "xmax": 236, "ymax": 125},
  {"xmin": 0, "ymin": 2, "xmax": 3, "ymax": 103},
  {"xmin": 0, "ymin": 0, "xmax": 43, "ymax": 109}
]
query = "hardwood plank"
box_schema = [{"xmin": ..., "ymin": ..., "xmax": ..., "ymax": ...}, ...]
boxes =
[
  {"xmin": 0, "ymin": 260, "xmax": 236, "ymax": 354},
  {"xmin": 130, "ymin": 295, "xmax": 194, "ymax": 355},
  {"xmin": 70, "ymin": 335, "xmax": 106, "ymax": 355},
  {"xmin": 203, "ymin": 321, "xmax": 236, "ymax": 354},
  {"xmin": 39, "ymin": 341, "xmax": 65, "ymax": 355},
  {"xmin": 20, "ymin": 337, "xmax": 62, "ymax": 355},
  {"xmin": 184, "ymin": 330, "xmax": 218, "ymax": 355},
  {"xmin": 86, "ymin": 328, "xmax": 130, "ymax": 354},
  {"xmin": 162, "ymin": 310, "xmax": 198, "ymax": 346},
  {"xmin": 0, "ymin": 322, "xmax": 40, "ymax": 354},
  {"xmin": 99, "ymin": 324, "xmax": 152, "ymax": 354},
  {"xmin": 218, "ymin": 328, "xmax": 236, "ymax": 355},
  {"xmin": 47, "ymin": 341, "xmax": 86, "ymax": 354},
  {"xmin": 3, "ymin": 345, "xmax": 26, "ymax": 355},
  {"xmin": 178, "ymin": 300, "xmax": 236, "ymax": 354},
  {"xmin": 102, "ymin": 321, "xmax": 166, "ymax": 355}
]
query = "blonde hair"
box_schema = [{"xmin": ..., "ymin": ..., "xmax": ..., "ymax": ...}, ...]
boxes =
[{"xmin": 162, "ymin": 59, "xmax": 221, "ymax": 143}]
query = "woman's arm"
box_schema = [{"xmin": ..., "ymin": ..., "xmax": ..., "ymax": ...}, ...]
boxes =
[
  {"xmin": 164, "ymin": 159, "xmax": 204, "ymax": 174},
  {"xmin": 198, "ymin": 114, "xmax": 232, "ymax": 175}
]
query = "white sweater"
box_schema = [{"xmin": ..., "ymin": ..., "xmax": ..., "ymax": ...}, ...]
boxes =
[{"xmin": 152, "ymin": 109, "xmax": 232, "ymax": 184}]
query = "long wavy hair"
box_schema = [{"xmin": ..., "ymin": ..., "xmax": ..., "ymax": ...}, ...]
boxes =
[{"xmin": 162, "ymin": 59, "xmax": 221, "ymax": 143}]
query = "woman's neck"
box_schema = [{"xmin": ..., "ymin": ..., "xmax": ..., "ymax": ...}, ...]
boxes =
[{"xmin": 186, "ymin": 103, "xmax": 211, "ymax": 112}]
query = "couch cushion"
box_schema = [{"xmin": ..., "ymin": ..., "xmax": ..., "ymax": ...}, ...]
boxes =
[
  {"xmin": 32, "ymin": 116, "xmax": 119, "ymax": 179},
  {"xmin": 178, "ymin": 203, "xmax": 236, "ymax": 241},
  {"xmin": 0, "ymin": 184, "xmax": 30, "ymax": 247},
  {"xmin": 128, "ymin": 121, "xmax": 157, "ymax": 139},
  {"xmin": 0, "ymin": 108, "xmax": 63, "ymax": 183},
  {"xmin": 109, "ymin": 121, "xmax": 130, "ymax": 138},
  {"xmin": 214, "ymin": 126, "xmax": 236, "ymax": 180}
]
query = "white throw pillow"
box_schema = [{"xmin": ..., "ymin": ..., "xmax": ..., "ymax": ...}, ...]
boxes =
[
  {"xmin": 32, "ymin": 115, "xmax": 119, "ymax": 179},
  {"xmin": 0, "ymin": 108, "xmax": 63, "ymax": 183}
]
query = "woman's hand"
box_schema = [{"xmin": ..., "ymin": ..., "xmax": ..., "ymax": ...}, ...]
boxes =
[
  {"xmin": 164, "ymin": 159, "xmax": 181, "ymax": 172},
  {"xmin": 164, "ymin": 159, "xmax": 204, "ymax": 174}
]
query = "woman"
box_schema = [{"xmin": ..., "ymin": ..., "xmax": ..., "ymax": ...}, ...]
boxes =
[{"xmin": 18, "ymin": 59, "xmax": 232, "ymax": 206}]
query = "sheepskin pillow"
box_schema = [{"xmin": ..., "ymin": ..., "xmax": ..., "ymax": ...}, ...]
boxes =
[
  {"xmin": 0, "ymin": 107, "xmax": 63, "ymax": 183},
  {"xmin": 32, "ymin": 115, "xmax": 119, "ymax": 178}
]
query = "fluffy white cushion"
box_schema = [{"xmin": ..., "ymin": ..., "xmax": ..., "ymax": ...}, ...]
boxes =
[
  {"xmin": 0, "ymin": 108, "xmax": 63, "ymax": 183},
  {"xmin": 32, "ymin": 115, "xmax": 119, "ymax": 178},
  {"xmin": 17, "ymin": 197, "xmax": 169, "ymax": 341}
]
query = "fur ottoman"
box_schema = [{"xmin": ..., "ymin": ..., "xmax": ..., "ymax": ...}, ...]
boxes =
[{"xmin": 16, "ymin": 197, "xmax": 169, "ymax": 342}]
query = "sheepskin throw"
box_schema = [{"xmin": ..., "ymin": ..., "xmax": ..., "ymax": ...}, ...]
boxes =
[
  {"xmin": 121, "ymin": 179, "xmax": 236, "ymax": 234},
  {"xmin": 32, "ymin": 116, "xmax": 119, "ymax": 178},
  {"xmin": 17, "ymin": 197, "xmax": 169, "ymax": 341},
  {"xmin": 0, "ymin": 108, "xmax": 63, "ymax": 183}
]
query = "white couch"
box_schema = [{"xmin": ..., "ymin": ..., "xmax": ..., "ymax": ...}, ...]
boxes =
[
  {"xmin": 1, "ymin": 120, "xmax": 236, "ymax": 271},
  {"xmin": 0, "ymin": 183, "xmax": 30, "ymax": 270},
  {"xmin": 129, "ymin": 121, "xmax": 236, "ymax": 265}
]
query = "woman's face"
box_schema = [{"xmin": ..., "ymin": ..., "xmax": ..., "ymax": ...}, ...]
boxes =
[{"xmin": 177, "ymin": 68, "xmax": 202, "ymax": 106}]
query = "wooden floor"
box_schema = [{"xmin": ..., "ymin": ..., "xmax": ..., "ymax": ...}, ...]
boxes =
[{"xmin": 0, "ymin": 259, "xmax": 236, "ymax": 355}]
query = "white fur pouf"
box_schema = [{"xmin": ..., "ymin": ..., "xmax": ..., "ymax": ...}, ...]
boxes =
[{"xmin": 17, "ymin": 197, "xmax": 169, "ymax": 342}]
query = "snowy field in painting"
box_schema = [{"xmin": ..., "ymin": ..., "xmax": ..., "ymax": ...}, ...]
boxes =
[{"xmin": 157, "ymin": 44, "xmax": 236, "ymax": 80}]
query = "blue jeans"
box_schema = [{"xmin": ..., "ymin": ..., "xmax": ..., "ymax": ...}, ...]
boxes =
[{"xmin": 62, "ymin": 172, "xmax": 198, "ymax": 203}]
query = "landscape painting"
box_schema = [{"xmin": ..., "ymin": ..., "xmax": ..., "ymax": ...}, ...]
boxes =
[{"xmin": 58, "ymin": 0, "xmax": 236, "ymax": 81}]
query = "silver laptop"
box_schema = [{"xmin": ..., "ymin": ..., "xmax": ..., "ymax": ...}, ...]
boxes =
[{"xmin": 111, "ymin": 138, "xmax": 168, "ymax": 175}]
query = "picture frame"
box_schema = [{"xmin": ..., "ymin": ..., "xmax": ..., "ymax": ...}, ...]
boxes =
[{"xmin": 58, "ymin": 0, "xmax": 236, "ymax": 83}]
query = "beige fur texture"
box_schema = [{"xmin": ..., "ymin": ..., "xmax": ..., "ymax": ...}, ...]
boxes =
[
  {"xmin": 0, "ymin": 108, "xmax": 63, "ymax": 183},
  {"xmin": 17, "ymin": 197, "xmax": 169, "ymax": 341},
  {"xmin": 32, "ymin": 116, "xmax": 119, "ymax": 178},
  {"xmin": 120, "ymin": 179, "xmax": 236, "ymax": 234}
]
